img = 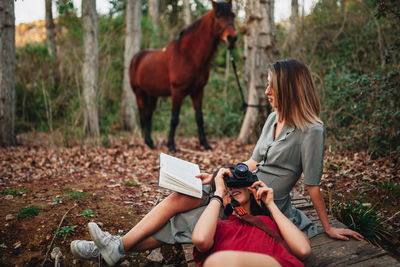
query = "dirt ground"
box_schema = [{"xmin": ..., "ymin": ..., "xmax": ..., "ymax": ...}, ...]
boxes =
[{"xmin": 0, "ymin": 135, "xmax": 398, "ymax": 266}]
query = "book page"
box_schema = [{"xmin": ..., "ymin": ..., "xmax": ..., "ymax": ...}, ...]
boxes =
[{"xmin": 159, "ymin": 153, "xmax": 201, "ymax": 191}]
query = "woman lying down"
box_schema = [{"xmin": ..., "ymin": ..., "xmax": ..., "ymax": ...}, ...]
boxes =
[{"xmin": 191, "ymin": 167, "xmax": 311, "ymax": 267}]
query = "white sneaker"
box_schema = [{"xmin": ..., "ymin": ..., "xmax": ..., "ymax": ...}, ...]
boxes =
[
  {"xmin": 88, "ymin": 222, "xmax": 125, "ymax": 266},
  {"xmin": 70, "ymin": 240, "xmax": 99, "ymax": 259}
]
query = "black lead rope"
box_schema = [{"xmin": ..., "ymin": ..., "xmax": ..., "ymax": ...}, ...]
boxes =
[{"xmin": 229, "ymin": 53, "xmax": 269, "ymax": 111}]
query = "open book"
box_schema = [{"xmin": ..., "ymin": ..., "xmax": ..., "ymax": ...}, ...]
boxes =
[{"xmin": 158, "ymin": 153, "xmax": 202, "ymax": 198}]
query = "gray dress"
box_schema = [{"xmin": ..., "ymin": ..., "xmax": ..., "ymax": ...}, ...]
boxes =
[{"xmin": 153, "ymin": 112, "xmax": 325, "ymax": 244}]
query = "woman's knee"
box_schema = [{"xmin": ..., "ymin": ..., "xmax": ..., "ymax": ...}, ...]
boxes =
[
  {"xmin": 203, "ymin": 251, "xmax": 231, "ymax": 267},
  {"xmin": 163, "ymin": 192, "xmax": 202, "ymax": 212},
  {"xmin": 203, "ymin": 251, "xmax": 281, "ymax": 267}
]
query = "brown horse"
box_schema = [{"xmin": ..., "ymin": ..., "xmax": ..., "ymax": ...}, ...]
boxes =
[{"xmin": 129, "ymin": 1, "xmax": 236, "ymax": 152}]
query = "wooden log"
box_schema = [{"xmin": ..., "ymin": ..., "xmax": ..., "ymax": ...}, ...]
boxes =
[
  {"xmin": 305, "ymin": 238, "xmax": 388, "ymax": 266},
  {"xmin": 346, "ymin": 255, "xmax": 400, "ymax": 266}
]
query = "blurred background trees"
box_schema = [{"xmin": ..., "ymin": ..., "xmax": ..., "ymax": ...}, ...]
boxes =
[{"xmin": 12, "ymin": 0, "xmax": 399, "ymax": 159}]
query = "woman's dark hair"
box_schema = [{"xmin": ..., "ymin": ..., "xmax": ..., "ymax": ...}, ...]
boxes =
[
  {"xmin": 211, "ymin": 167, "xmax": 270, "ymax": 217},
  {"xmin": 250, "ymin": 194, "xmax": 270, "ymax": 217}
]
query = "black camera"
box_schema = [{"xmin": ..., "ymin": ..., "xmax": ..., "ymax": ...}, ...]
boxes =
[{"xmin": 223, "ymin": 163, "xmax": 258, "ymax": 188}]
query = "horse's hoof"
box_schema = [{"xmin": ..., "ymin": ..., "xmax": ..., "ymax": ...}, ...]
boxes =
[
  {"xmin": 167, "ymin": 144, "xmax": 177, "ymax": 153},
  {"xmin": 145, "ymin": 139, "xmax": 155, "ymax": 149},
  {"xmin": 204, "ymin": 144, "xmax": 212, "ymax": 150},
  {"xmin": 202, "ymin": 142, "xmax": 212, "ymax": 150}
]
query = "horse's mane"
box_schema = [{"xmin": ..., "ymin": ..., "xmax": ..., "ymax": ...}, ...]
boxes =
[{"xmin": 178, "ymin": 16, "xmax": 203, "ymax": 40}]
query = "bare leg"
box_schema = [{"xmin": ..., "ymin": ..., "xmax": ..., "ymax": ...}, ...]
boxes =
[
  {"xmin": 204, "ymin": 251, "xmax": 281, "ymax": 267},
  {"xmin": 122, "ymin": 192, "xmax": 202, "ymax": 251},
  {"xmin": 130, "ymin": 236, "xmax": 162, "ymax": 252}
]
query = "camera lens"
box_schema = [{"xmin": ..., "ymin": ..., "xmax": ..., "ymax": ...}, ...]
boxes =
[{"xmin": 234, "ymin": 163, "xmax": 248, "ymax": 178}]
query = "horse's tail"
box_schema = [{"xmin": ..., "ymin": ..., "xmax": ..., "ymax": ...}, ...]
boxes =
[{"xmin": 129, "ymin": 50, "xmax": 151, "ymax": 90}]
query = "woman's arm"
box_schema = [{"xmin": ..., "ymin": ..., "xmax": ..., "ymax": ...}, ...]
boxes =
[
  {"xmin": 268, "ymin": 203, "xmax": 311, "ymax": 260},
  {"xmin": 243, "ymin": 159, "xmax": 259, "ymax": 172},
  {"xmin": 192, "ymin": 168, "xmax": 230, "ymax": 252},
  {"xmin": 305, "ymin": 185, "xmax": 364, "ymax": 241},
  {"xmin": 251, "ymin": 181, "xmax": 311, "ymax": 260}
]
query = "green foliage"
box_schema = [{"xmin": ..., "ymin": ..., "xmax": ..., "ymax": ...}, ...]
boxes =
[
  {"xmin": 64, "ymin": 190, "xmax": 87, "ymax": 200},
  {"xmin": 3, "ymin": 189, "xmax": 26, "ymax": 196},
  {"xmin": 18, "ymin": 206, "xmax": 40, "ymax": 219},
  {"xmin": 124, "ymin": 180, "xmax": 137, "ymax": 186},
  {"xmin": 375, "ymin": 182, "xmax": 400, "ymax": 201},
  {"xmin": 101, "ymin": 134, "xmax": 110, "ymax": 147},
  {"xmin": 53, "ymin": 197, "xmax": 62, "ymax": 203},
  {"xmin": 55, "ymin": 225, "xmax": 76, "ymax": 240},
  {"xmin": 321, "ymin": 69, "xmax": 399, "ymax": 157},
  {"xmin": 331, "ymin": 199, "xmax": 396, "ymax": 246},
  {"xmin": 81, "ymin": 209, "xmax": 94, "ymax": 216}
]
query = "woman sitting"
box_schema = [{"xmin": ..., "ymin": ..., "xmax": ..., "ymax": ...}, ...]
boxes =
[{"xmin": 192, "ymin": 167, "xmax": 311, "ymax": 267}]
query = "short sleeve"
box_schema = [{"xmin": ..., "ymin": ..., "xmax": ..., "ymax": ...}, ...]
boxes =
[
  {"xmin": 251, "ymin": 113, "xmax": 276, "ymax": 162},
  {"xmin": 301, "ymin": 124, "xmax": 325, "ymax": 185}
]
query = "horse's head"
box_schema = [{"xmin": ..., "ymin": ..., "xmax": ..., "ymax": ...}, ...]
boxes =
[{"xmin": 212, "ymin": 0, "xmax": 237, "ymax": 50}]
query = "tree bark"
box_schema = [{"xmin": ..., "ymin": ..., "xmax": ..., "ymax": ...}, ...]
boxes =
[
  {"xmin": 45, "ymin": 0, "xmax": 57, "ymax": 58},
  {"xmin": 238, "ymin": 0, "xmax": 276, "ymax": 144},
  {"xmin": 148, "ymin": 0, "xmax": 160, "ymax": 30},
  {"xmin": 82, "ymin": 0, "xmax": 100, "ymax": 137},
  {"xmin": 183, "ymin": 0, "xmax": 192, "ymax": 26},
  {"xmin": 0, "ymin": 0, "xmax": 16, "ymax": 146},
  {"xmin": 121, "ymin": 0, "xmax": 141, "ymax": 131}
]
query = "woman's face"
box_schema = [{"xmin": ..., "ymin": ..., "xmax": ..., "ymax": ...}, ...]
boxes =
[
  {"xmin": 265, "ymin": 75, "xmax": 278, "ymax": 109},
  {"xmin": 228, "ymin": 186, "xmax": 250, "ymax": 205}
]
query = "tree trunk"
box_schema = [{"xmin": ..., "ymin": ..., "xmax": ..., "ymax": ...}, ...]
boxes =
[
  {"xmin": 183, "ymin": 0, "xmax": 192, "ymax": 26},
  {"xmin": 82, "ymin": 0, "xmax": 99, "ymax": 137},
  {"xmin": 0, "ymin": 0, "xmax": 16, "ymax": 146},
  {"xmin": 238, "ymin": 0, "xmax": 276, "ymax": 144},
  {"xmin": 121, "ymin": 0, "xmax": 141, "ymax": 131},
  {"xmin": 148, "ymin": 0, "xmax": 159, "ymax": 30},
  {"xmin": 283, "ymin": 0, "xmax": 298, "ymax": 54},
  {"xmin": 45, "ymin": 0, "xmax": 57, "ymax": 58}
]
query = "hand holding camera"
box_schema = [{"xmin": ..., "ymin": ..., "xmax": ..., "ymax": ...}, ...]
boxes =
[
  {"xmin": 214, "ymin": 168, "xmax": 231, "ymax": 197},
  {"xmin": 250, "ymin": 181, "xmax": 274, "ymax": 207}
]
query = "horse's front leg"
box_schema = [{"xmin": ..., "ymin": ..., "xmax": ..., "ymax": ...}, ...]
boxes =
[
  {"xmin": 167, "ymin": 94, "xmax": 184, "ymax": 152},
  {"xmin": 144, "ymin": 96, "xmax": 158, "ymax": 149},
  {"xmin": 191, "ymin": 91, "xmax": 212, "ymax": 150}
]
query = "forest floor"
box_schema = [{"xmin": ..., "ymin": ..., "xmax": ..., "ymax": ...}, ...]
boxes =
[{"xmin": 0, "ymin": 133, "xmax": 399, "ymax": 266}]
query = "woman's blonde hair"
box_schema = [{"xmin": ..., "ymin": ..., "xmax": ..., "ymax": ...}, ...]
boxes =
[{"xmin": 268, "ymin": 59, "xmax": 322, "ymax": 131}]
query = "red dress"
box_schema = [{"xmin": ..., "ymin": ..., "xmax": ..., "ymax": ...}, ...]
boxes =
[{"xmin": 193, "ymin": 215, "xmax": 304, "ymax": 267}]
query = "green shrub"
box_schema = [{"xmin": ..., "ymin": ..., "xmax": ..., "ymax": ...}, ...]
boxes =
[
  {"xmin": 53, "ymin": 197, "xmax": 62, "ymax": 203},
  {"xmin": 124, "ymin": 180, "xmax": 137, "ymax": 186},
  {"xmin": 3, "ymin": 189, "xmax": 26, "ymax": 196},
  {"xmin": 80, "ymin": 209, "xmax": 94, "ymax": 216},
  {"xmin": 64, "ymin": 190, "xmax": 87, "ymax": 200},
  {"xmin": 376, "ymin": 182, "xmax": 400, "ymax": 201},
  {"xmin": 18, "ymin": 206, "xmax": 40, "ymax": 219},
  {"xmin": 321, "ymin": 69, "xmax": 399, "ymax": 157},
  {"xmin": 55, "ymin": 225, "xmax": 76, "ymax": 240},
  {"xmin": 331, "ymin": 199, "xmax": 395, "ymax": 246}
]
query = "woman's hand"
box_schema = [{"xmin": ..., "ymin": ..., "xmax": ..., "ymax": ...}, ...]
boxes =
[
  {"xmin": 195, "ymin": 173, "xmax": 213, "ymax": 185},
  {"xmin": 214, "ymin": 168, "xmax": 231, "ymax": 197},
  {"xmin": 250, "ymin": 181, "xmax": 274, "ymax": 206},
  {"xmin": 326, "ymin": 227, "xmax": 364, "ymax": 241}
]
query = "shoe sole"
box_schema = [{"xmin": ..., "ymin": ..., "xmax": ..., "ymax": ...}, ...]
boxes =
[
  {"xmin": 70, "ymin": 241, "xmax": 83, "ymax": 259},
  {"xmin": 70, "ymin": 241, "xmax": 92, "ymax": 260},
  {"xmin": 88, "ymin": 222, "xmax": 116, "ymax": 266}
]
